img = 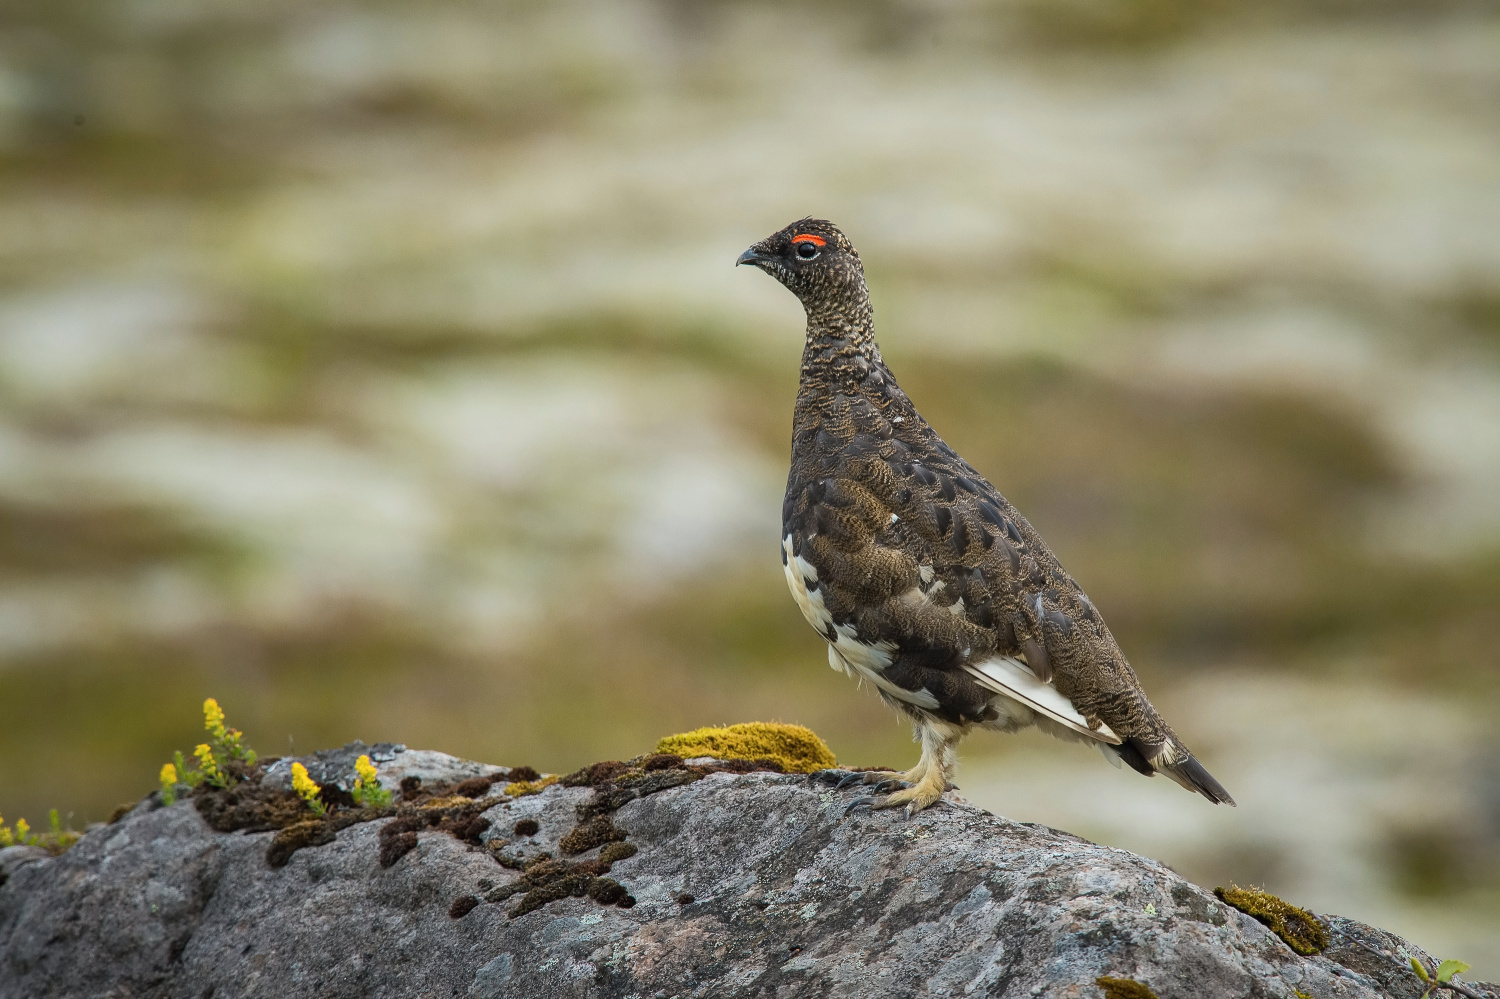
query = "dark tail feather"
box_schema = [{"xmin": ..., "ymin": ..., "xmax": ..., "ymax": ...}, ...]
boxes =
[
  {"xmin": 1116, "ymin": 738, "xmax": 1156, "ymax": 777},
  {"xmin": 1120, "ymin": 736, "xmax": 1236, "ymax": 806},
  {"xmin": 1162, "ymin": 753, "xmax": 1236, "ymax": 806}
]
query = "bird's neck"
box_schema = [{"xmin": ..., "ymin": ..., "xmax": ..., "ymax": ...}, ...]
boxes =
[{"xmin": 798, "ymin": 295, "xmax": 883, "ymax": 398}]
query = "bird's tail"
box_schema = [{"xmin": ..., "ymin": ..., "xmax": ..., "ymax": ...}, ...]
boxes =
[{"xmin": 1112, "ymin": 736, "xmax": 1236, "ymax": 806}]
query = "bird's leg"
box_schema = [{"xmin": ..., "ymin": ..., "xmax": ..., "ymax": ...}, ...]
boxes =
[
  {"xmin": 871, "ymin": 723, "xmax": 956, "ymax": 815},
  {"xmin": 844, "ymin": 721, "xmax": 959, "ymax": 817},
  {"xmin": 812, "ymin": 756, "xmax": 930, "ymax": 792}
]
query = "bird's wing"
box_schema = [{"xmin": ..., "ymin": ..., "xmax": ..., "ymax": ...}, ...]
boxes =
[
  {"xmin": 848, "ymin": 418, "xmax": 1166, "ymax": 743},
  {"xmin": 963, "ymin": 656, "xmax": 1121, "ymax": 744}
]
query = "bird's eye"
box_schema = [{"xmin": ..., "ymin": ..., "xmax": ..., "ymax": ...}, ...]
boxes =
[{"xmin": 796, "ymin": 241, "xmax": 820, "ymax": 260}]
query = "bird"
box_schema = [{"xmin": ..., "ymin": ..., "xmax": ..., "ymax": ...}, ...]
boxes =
[{"xmin": 737, "ymin": 218, "xmax": 1235, "ymax": 816}]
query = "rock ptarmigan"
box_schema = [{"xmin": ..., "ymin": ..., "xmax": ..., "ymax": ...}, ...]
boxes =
[{"xmin": 738, "ymin": 218, "xmax": 1235, "ymax": 815}]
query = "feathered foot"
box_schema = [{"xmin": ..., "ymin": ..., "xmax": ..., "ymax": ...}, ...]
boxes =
[{"xmin": 843, "ymin": 721, "xmax": 959, "ymax": 818}]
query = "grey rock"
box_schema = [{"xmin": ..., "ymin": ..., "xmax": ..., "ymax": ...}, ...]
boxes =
[
  {"xmin": 1, "ymin": 755, "xmax": 1494, "ymax": 999},
  {"xmin": 0, "ymin": 847, "xmax": 50, "ymax": 885},
  {"xmin": 261, "ymin": 741, "xmax": 505, "ymax": 792}
]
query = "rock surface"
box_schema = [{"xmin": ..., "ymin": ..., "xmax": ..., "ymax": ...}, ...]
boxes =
[{"xmin": 0, "ymin": 744, "xmax": 1491, "ymax": 999}]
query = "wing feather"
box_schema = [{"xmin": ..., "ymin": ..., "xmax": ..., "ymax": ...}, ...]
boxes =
[{"xmin": 963, "ymin": 657, "xmax": 1122, "ymax": 744}]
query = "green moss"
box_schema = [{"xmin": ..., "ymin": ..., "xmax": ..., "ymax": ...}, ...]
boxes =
[
  {"xmin": 503, "ymin": 775, "xmax": 559, "ymax": 798},
  {"xmin": 1096, "ymin": 977, "xmax": 1160, "ymax": 999},
  {"xmin": 1293, "ymin": 990, "xmax": 1315, "ymax": 999},
  {"xmin": 655, "ymin": 723, "xmax": 836, "ymax": 774},
  {"xmin": 1214, "ymin": 885, "xmax": 1328, "ymax": 955}
]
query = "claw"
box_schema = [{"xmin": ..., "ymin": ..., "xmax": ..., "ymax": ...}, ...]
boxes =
[
  {"xmin": 809, "ymin": 769, "xmax": 845, "ymax": 785},
  {"xmin": 836, "ymin": 772, "xmax": 865, "ymax": 789},
  {"xmin": 871, "ymin": 779, "xmax": 909, "ymax": 794},
  {"xmin": 843, "ymin": 796, "xmax": 879, "ymax": 815}
]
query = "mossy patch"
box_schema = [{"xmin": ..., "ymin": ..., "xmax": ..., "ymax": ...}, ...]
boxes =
[
  {"xmin": 1096, "ymin": 977, "xmax": 1160, "ymax": 999},
  {"xmin": 559, "ymin": 815, "xmax": 626, "ymax": 856},
  {"xmin": 655, "ymin": 723, "xmax": 836, "ymax": 774},
  {"xmin": 1214, "ymin": 885, "xmax": 1328, "ymax": 955},
  {"xmin": 484, "ymin": 856, "xmax": 635, "ymax": 918},
  {"xmin": 504, "ymin": 775, "xmax": 560, "ymax": 798}
]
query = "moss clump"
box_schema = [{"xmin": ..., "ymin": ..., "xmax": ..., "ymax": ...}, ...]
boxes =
[
  {"xmin": 654, "ymin": 723, "xmax": 836, "ymax": 774},
  {"xmin": 559, "ymin": 815, "xmax": 626, "ymax": 856},
  {"xmin": 1096, "ymin": 977, "xmax": 1160, "ymax": 999},
  {"xmin": 504, "ymin": 775, "xmax": 559, "ymax": 798},
  {"xmin": 598, "ymin": 841, "xmax": 636, "ymax": 864},
  {"xmin": 1214, "ymin": 885, "xmax": 1328, "ymax": 955},
  {"xmin": 485, "ymin": 856, "xmax": 636, "ymax": 918}
]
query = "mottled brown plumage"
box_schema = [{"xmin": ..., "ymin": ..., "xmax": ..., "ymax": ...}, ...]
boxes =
[{"xmin": 738, "ymin": 218, "xmax": 1234, "ymax": 814}]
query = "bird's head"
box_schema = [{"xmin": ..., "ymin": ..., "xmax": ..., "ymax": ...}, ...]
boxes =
[{"xmin": 737, "ymin": 218, "xmax": 867, "ymax": 316}]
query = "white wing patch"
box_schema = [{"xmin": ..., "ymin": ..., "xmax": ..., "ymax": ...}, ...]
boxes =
[
  {"xmin": 964, "ymin": 656, "xmax": 1121, "ymax": 744},
  {"xmin": 783, "ymin": 535, "xmax": 936, "ymax": 709},
  {"xmin": 783, "ymin": 536, "xmax": 833, "ymax": 635},
  {"xmin": 830, "ymin": 646, "xmax": 940, "ymax": 710}
]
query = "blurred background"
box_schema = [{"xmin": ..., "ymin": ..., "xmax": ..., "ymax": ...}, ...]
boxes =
[{"xmin": 0, "ymin": 0, "xmax": 1497, "ymax": 975}]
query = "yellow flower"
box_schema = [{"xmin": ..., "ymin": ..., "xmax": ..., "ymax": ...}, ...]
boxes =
[
  {"xmin": 355, "ymin": 754, "xmax": 378, "ymax": 785},
  {"xmin": 14, "ymin": 818, "xmax": 29, "ymax": 842},
  {"xmin": 291, "ymin": 762, "xmax": 321, "ymax": 802},
  {"xmin": 0, "ymin": 816, "xmax": 11, "ymax": 847},
  {"xmin": 203, "ymin": 698, "xmax": 227, "ymax": 739},
  {"xmin": 160, "ymin": 763, "xmax": 178, "ymax": 785}
]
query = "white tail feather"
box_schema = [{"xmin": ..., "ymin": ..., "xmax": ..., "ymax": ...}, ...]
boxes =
[{"xmin": 964, "ymin": 656, "xmax": 1122, "ymax": 745}]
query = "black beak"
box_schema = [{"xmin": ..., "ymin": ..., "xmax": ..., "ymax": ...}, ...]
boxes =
[{"xmin": 737, "ymin": 246, "xmax": 772, "ymax": 267}]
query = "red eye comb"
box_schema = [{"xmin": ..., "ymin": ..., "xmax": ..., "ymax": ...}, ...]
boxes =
[{"xmin": 791, "ymin": 234, "xmax": 826, "ymax": 246}]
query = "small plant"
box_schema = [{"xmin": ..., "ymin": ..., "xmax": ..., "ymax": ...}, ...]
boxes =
[
  {"xmin": 1410, "ymin": 956, "xmax": 1488, "ymax": 999},
  {"xmin": 195, "ymin": 743, "xmax": 225, "ymax": 788},
  {"xmin": 290, "ymin": 763, "xmax": 326, "ymax": 816},
  {"xmin": 159, "ymin": 698, "xmax": 259, "ymax": 800},
  {"xmin": 173, "ymin": 750, "xmax": 199, "ymax": 788},
  {"xmin": 202, "ymin": 698, "xmax": 256, "ymax": 765},
  {"xmin": 0, "ymin": 814, "xmax": 33, "ymax": 847},
  {"xmin": 41, "ymin": 810, "xmax": 80, "ymax": 854},
  {"xmin": 0, "ymin": 810, "xmax": 80, "ymax": 855},
  {"xmin": 351, "ymin": 755, "xmax": 392, "ymax": 808},
  {"xmin": 159, "ymin": 763, "xmax": 179, "ymax": 806}
]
